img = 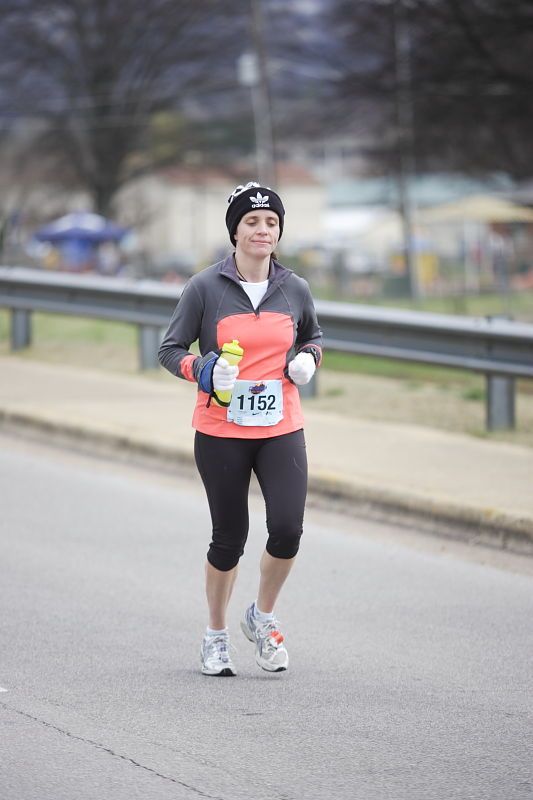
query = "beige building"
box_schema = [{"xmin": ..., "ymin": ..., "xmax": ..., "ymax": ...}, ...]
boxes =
[{"xmin": 117, "ymin": 164, "xmax": 325, "ymax": 271}]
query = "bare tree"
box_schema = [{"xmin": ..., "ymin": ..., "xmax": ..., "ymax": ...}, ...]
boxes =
[
  {"xmin": 0, "ymin": 0, "xmax": 246, "ymax": 215},
  {"xmin": 411, "ymin": 0, "xmax": 533, "ymax": 178},
  {"xmin": 302, "ymin": 0, "xmax": 533, "ymax": 180}
]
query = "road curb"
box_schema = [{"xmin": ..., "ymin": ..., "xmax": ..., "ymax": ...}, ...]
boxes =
[
  {"xmin": 307, "ymin": 472, "xmax": 533, "ymax": 555},
  {"xmin": 2, "ymin": 409, "xmax": 532, "ymax": 556},
  {"xmin": 0, "ymin": 410, "xmax": 196, "ymax": 474}
]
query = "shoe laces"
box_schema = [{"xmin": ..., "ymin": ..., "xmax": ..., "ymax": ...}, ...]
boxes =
[
  {"xmin": 205, "ymin": 635, "xmax": 236, "ymax": 662},
  {"xmin": 256, "ymin": 617, "xmax": 285, "ymax": 650},
  {"xmin": 206, "ymin": 634, "xmax": 230, "ymax": 660}
]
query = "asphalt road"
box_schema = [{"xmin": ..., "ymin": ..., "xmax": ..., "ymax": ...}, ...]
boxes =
[{"xmin": 1, "ymin": 433, "xmax": 532, "ymax": 800}]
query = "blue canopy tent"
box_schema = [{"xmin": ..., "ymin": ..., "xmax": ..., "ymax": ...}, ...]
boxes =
[
  {"xmin": 34, "ymin": 212, "xmax": 127, "ymax": 243},
  {"xmin": 34, "ymin": 212, "xmax": 128, "ymax": 272}
]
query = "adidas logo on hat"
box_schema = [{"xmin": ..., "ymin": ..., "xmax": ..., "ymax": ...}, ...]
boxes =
[{"xmin": 250, "ymin": 192, "xmax": 270, "ymax": 208}]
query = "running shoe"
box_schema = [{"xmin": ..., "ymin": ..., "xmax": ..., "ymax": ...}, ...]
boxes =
[
  {"xmin": 240, "ymin": 603, "xmax": 289, "ymax": 672},
  {"xmin": 200, "ymin": 632, "xmax": 236, "ymax": 676}
]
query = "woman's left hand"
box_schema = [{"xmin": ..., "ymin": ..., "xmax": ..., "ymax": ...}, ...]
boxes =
[{"xmin": 288, "ymin": 352, "xmax": 316, "ymax": 385}]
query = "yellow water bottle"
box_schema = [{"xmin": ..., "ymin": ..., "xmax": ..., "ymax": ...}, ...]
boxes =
[{"xmin": 213, "ymin": 339, "xmax": 244, "ymax": 406}]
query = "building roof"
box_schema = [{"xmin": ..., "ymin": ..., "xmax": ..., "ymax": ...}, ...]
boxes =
[
  {"xmin": 158, "ymin": 162, "xmax": 320, "ymax": 188},
  {"xmin": 328, "ymin": 173, "xmax": 515, "ymax": 208}
]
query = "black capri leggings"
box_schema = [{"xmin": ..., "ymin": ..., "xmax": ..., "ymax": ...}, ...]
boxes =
[{"xmin": 194, "ymin": 429, "xmax": 308, "ymax": 572}]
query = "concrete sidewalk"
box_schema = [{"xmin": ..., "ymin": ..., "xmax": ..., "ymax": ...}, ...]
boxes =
[{"xmin": 1, "ymin": 355, "xmax": 532, "ymax": 551}]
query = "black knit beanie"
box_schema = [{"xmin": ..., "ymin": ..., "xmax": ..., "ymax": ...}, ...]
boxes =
[{"xmin": 225, "ymin": 181, "xmax": 285, "ymax": 246}]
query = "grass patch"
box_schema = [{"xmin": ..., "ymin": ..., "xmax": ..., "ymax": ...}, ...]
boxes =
[
  {"xmin": 322, "ymin": 350, "xmax": 477, "ymax": 387},
  {"xmin": 0, "ymin": 310, "xmax": 138, "ymax": 371},
  {"xmin": 0, "ymin": 310, "xmax": 135, "ymax": 346},
  {"xmin": 462, "ymin": 387, "xmax": 486, "ymax": 402},
  {"xmin": 0, "ymin": 310, "xmax": 8, "ymax": 341},
  {"xmin": 34, "ymin": 312, "xmax": 136, "ymax": 345},
  {"xmin": 323, "ymin": 387, "xmax": 345, "ymax": 398},
  {"xmin": 314, "ymin": 288, "xmax": 533, "ymax": 323}
]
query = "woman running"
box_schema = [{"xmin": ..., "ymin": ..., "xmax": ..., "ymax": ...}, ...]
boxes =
[{"xmin": 158, "ymin": 181, "xmax": 322, "ymax": 676}]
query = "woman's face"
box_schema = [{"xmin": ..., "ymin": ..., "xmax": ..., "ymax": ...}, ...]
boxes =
[{"xmin": 234, "ymin": 210, "xmax": 280, "ymax": 258}]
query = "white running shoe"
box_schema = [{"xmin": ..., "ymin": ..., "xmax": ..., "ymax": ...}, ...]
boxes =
[
  {"xmin": 241, "ymin": 603, "xmax": 289, "ymax": 672},
  {"xmin": 200, "ymin": 632, "xmax": 236, "ymax": 676}
]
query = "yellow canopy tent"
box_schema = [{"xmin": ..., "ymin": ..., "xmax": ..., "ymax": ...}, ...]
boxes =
[
  {"xmin": 419, "ymin": 194, "xmax": 533, "ymax": 224},
  {"xmin": 418, "ymin": 194, "xmax": 533, "ymax": 295}
]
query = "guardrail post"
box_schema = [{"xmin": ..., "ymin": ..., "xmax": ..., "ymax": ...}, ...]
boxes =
[
  {"xmin": 486, "ymin": 374, "xmax": 515, "ymax": 431},
  {"xmin": 298, "ymin": 372, "xmax": 318, "ymax": 399},
  {"xmin": 138, "ymin": 325, "xmax": 161, "ymax": 370},
  {"xmin": 485, "ymin": 314, "xmax": 515, "ymax": 431},
  {"xmin": 11, "ymin": 309, "xmax": 32, "ymax": 350}
]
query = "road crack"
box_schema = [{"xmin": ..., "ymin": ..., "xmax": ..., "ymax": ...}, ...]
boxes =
[{"xmin": 1, "ymin": 701, "xmax": 224, "ymax": 799}]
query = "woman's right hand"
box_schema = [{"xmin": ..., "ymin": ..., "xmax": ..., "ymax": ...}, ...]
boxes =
[{"xmin": 213, "ymin": 357, "xmax": 239, "ymax": 393}]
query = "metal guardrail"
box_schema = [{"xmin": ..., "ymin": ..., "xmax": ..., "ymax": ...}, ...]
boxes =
[{"xmin": 1, "ymin": 266, "xmax": 533, "ymax": 430}]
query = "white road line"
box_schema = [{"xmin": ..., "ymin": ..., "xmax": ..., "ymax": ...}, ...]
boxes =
[{"xmin": 0, "ymin": 687, "xmax": 8, "ymax": 692}]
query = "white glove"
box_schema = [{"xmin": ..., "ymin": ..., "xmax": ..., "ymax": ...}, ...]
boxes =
[
  {"xmin": 213, "ymin": 356, "xmax": 239, "ymax": 392},
  {"xmin": 288, "ymin": 352, "xmax": 316, "ymax": 386}
]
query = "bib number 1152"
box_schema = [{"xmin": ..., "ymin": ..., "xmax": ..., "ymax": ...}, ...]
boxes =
[
  {"xmin": 227, "ymin": 378, "xmax": 283, "ymax": 426},
  {"xmin": 235, "ymin": 393, "xmax": 276, "ymax": 412}
]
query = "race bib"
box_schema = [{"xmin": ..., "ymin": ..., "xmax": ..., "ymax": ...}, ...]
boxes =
[{"xmin": 227, "ymin": 379, "xmax": 283, "ymax": 427}]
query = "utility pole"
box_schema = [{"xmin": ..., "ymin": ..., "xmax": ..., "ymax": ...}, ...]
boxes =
[
  {"xmin": 237, "ymin": 0, "xmax": 276, "ymax": 186},
  {"xmin": 392, "ymin": 0, "xmax": 419, "ymax": 299}
]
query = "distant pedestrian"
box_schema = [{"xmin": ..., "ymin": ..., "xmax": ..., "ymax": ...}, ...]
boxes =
[{"xmin": 159, "ymin": 181, "xmax": 322, "ymax": 676}]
